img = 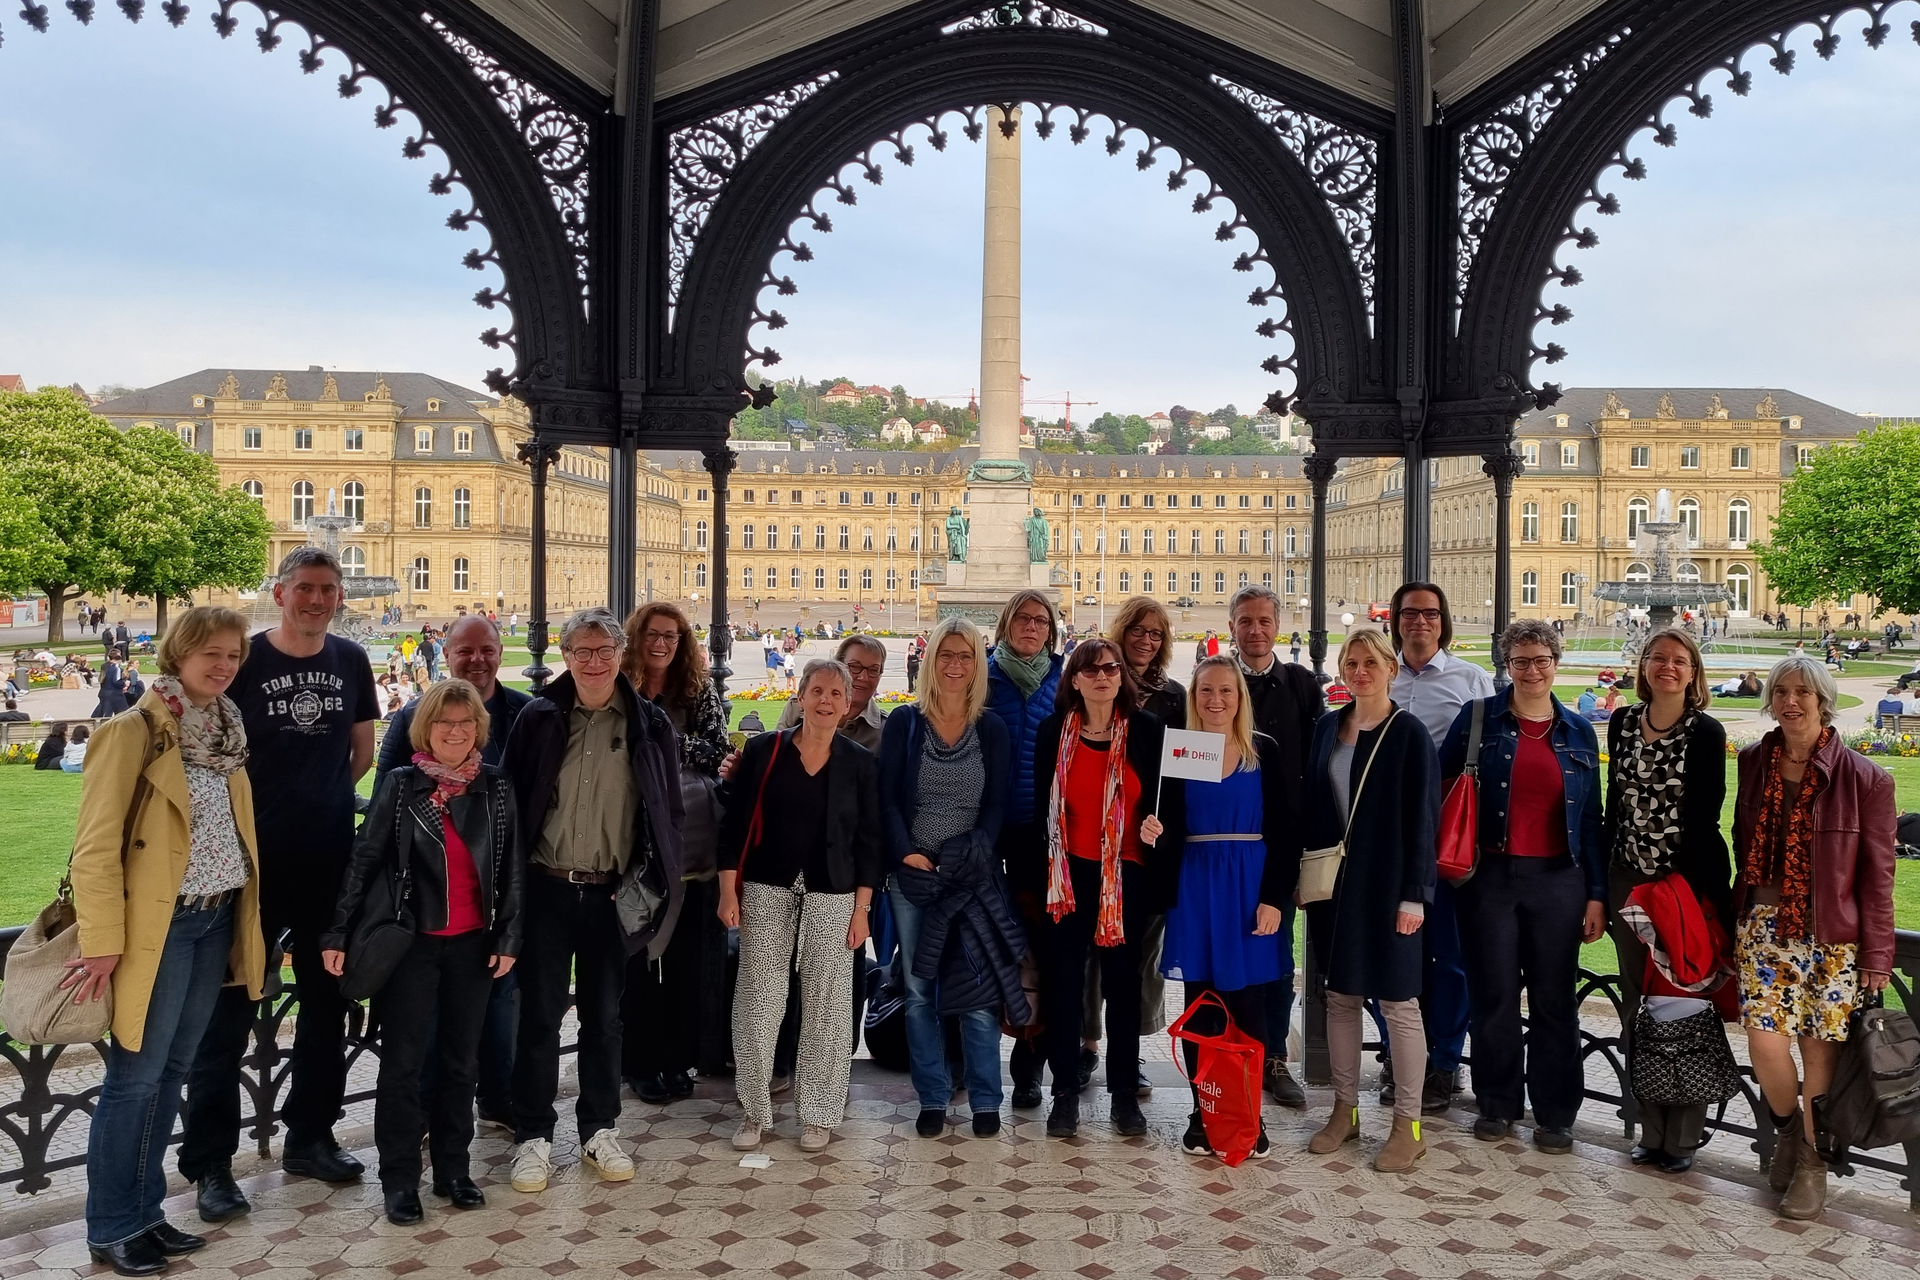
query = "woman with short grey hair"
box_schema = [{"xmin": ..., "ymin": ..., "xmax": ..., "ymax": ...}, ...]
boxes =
[{"xmin": 1731, "ymin": 652, "xmax": 1896, "ymax": 1220}]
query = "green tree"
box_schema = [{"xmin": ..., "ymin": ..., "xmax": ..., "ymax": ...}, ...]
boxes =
[
  {"xmin": 117, "ymin": 426, "xmax": 272, "ymax": 633},
  {"xmin": 1755, "ymin": 425, "xmax": 1920, "ymax": 614},
  {"xmin": 0, "ymin": 469, "xmax": 61, "ymax": 603},
  {"xmin": 0, "ymin": 387, "xmax": 138, "ymax": 641}
]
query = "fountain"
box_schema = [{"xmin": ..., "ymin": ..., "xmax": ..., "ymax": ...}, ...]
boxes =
[
  {"xmin": 304, "ymin": 489, "xmax": 400, "ymax": 625},
  {"xmin": 1591, "ymin": 488, "xmax": 1731, "ymax": 633}
]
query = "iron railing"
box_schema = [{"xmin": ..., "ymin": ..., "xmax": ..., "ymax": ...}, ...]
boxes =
[{"xmin": 0, "ymin": 924, "xmax": 1913, "ymax": 1212}]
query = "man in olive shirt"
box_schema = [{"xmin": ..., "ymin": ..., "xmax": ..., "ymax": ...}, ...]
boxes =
[{"xmin": 500, "ymin": 609, "xmax": 684, "ymax": 1196}]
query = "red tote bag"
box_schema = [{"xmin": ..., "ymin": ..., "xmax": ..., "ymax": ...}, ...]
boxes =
[
  {"xmin": 1436, "ymin": 698, "xmax": 1484, "ymax": 884},
  {"xmin": 1168, "ymin": 991, "xmax": 1265, "ymax": 1166}
]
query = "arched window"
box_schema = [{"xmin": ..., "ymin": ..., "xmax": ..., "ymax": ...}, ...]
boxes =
[
  {"xmin": 1726, "ymin": 563, "xmax": 1752, "ymax": 615},
  {"xmin": 694, "ymin": 562, "xmax": 707, "ymax": 588},
  {"xmin": 1521, "ymin": 570, "xmax": 1538, "ymax": 606},
  {"xmin": 1727, "ymin": 498, "xmax": 1750, "ymax": 545},
  {"xmin": 1141, "ymin": 570, "xmax": 1155, "ymax": 594},
  {"xmin": 411, "ymin": 557, "xmax": 430, "ymax": 591},
  {"xmin": 1627, "ymin": 497, "xmax": 1649, "ymax": 541},
  {"xmin": 414, "ymin": 487, "xmax": 432, "ymax": 527},
  {"xmin": 743, "ymin": 565, "xmax": 754, "ymax": 588},
  {"xmin": 1678, "ymin": 498, "xmax": 1700, "ymax": 546},
  {"xmin": 1676, "ymin": 561, "xmax": 1701, "ymax": 583},
  {"xmin": 1625, "ymin": 561, "xmax": 1651, "ymax": 583},
  {"xmin": 1285, "ymin": 526, "xmax": 1297, "ymax": 555},
  {"xmin": 695, "ymin": 520, "xmax": 709, "ymax": 550},
  {"xmin": 1212, "ymin": 570, "xmax": 1226, "ymax": 594},
  {"xmin": 340, "ymin": 480, "xmax": 364, "ymax": 524},
  {"xmin": 341, "ymin": 545, "xmax": 366, "ymax": 577},
  {"xmin": 291, "ymin": 480, "xmax": 314, "ymax": 527},
  {"xmin": 243, "ymin": 479, "xmax": 264, "ymax": 506},
  {"xmin": 453, "ymin": 558, "xmax": 470, "ymax": 592},
  {"xmin": 1284, "ymin": 567, "xmax": 1297, "ymax": 595},
  {"xmin": 1118, "ymin": 570, "xmax": 1132, "ymax": 593},
  {"xmin": 1559, "ymin": 502, "xmax": 1578, "ymax": 543},
  {"xmin": 453, "ymin": 487, "xmax": 471, "ymax": 529}
]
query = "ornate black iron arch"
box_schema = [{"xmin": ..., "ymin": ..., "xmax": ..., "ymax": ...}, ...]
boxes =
[
  {"xmin": 1448, "ymin": 0, "xmax": 1920, "ymax": 420},
  {"xmin": 646, "ymin": 21, "xmax": 1383, "ymax": 445},
  {"xmin": 3, "ymin": 0, "xmax": 597, "ymax": 417}
]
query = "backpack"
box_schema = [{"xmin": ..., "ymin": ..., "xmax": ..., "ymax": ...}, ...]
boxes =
[{"xmin": 1813, "ymin": 996, "xmax": 1920, "ymax": 1153}]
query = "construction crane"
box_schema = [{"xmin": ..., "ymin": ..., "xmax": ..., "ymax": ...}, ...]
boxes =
[{"xmin": 1024, "ymin": 391, "xmax": 1099, "ymax": 435}]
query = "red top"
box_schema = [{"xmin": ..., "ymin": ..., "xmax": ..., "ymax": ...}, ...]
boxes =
[
  {"xmin": 1507, "ymin": 727, "xmax": 1569, "ymax": 858},
  {"xmin": 427, "ymin": 816, "xmax": 485, "ymax": 936},
  {"xmin": 1063, "ymin": 739, "xmax": 1145, "ymax": 866}
]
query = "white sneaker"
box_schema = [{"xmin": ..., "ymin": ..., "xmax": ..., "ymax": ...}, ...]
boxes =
[
  {"xmin": 799, "ymin": 1125, "xmax": 832, "ymax": 1153},
  {"xmin": 582, "ymin": 1128, "xmax": 635, "ymax": 1182},
  {"xmin": 510, "ymin": 1137, "xmax": 552, "ymax": 1193},
  {"xmin": 731, "ymin": 1120, "xmax": 763, "ymax": 1151}
]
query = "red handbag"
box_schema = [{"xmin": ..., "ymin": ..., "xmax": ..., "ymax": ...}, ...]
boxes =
[
  {"xmin": 1436, "ymin": 698, "xmax": 1484, "ymax": 884},
  {"xmin": 1169, "ymin": 991, "xmax": 1265, "ymax": 1166}
]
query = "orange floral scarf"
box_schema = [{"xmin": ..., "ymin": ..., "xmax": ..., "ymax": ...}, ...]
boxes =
[
  {"xmin": 1742, "ymin": 728, "xmax": 1830, "ymax": 941},
  {"xmin": 1045, "ymin": 711, "xmax": 1131, "ymax": 946}
]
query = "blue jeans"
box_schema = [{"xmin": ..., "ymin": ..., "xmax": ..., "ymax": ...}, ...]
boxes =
[
  {"xmin": 888, "ymin": 885, "xmax": 1004, "ymax": 1114},
  {"xmin": 1258, "ymin": 900, "xmax": 1297, "ymax": 1061},
  {"xmin": 87, "ymin": 900, "xmax": 234, "ymax": 1247}
]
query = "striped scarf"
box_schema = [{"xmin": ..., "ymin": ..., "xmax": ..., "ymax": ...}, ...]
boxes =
[{"xmin": 1045, "ymin": 711, "xmax": 1131, "ymax": 946}]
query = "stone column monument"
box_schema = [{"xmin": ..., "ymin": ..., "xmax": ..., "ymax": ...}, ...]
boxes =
[{"xmin": 937, "ymin": 103, "xmax": 1057, "ymax": 624}]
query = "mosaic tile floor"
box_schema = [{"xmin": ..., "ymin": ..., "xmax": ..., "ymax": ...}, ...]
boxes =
[{"xmin": 3, "ymin": 1057, "xmax": 1917, "ymax": 1280}]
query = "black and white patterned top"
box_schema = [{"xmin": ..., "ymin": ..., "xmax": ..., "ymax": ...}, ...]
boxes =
[
  {"xmin": 178, "ymin": 763, "xmax": 252, "ymax": 896},
  {"xmin": 1615, "ymin": 704, "xmax": 1694, "ymax": 877},
  {"xmin": 910, "ymin": 719, "xmax": 984, "ymax": 858}
]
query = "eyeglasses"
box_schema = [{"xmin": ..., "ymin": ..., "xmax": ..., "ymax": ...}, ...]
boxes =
[
  {"xmin": 845, "ymin": 662, "xmax": 884, "ymax": 679},
  {"xmin": 641, "ymin": 630, "xmax": 680, "ymax": 645},
  {"xmin": 1079, "ymin": 662, "xmax": 1124, "ymax": 678},
  {"xmin": 1124, "ymin": 625, "xmax": 1165, "ymax": 642},
  {"xmin": 1507, "ymin": 656, "xmax": 1557, "ymax": 673},
  {"xmin": 1644, "ymin": 654, "xmax": 1693, "ymax": 668},
  {"xmin": 565, "ymin": 645, "xmax": 621, "ymax": 664},
  {"xmin": 1011, "ymin": 612, "xmax": 1052, "ymax": 629},
  {"xmin": 936, "ymin": 652, "xmax": 975, "ymax": 667},
  {"xmin": 435, "ymin": 718, "xmax": 477, "ymax": 734},
  {"xmin": 1397, "ymin": 608, "xmax": 1442, "ymax": 622}
]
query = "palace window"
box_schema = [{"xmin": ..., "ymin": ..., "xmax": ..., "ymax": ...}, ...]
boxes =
[
  {"xmin": 839, "ymin": 491, "xmax": 851, "ymax": 505},
  {"xmin": 794, "ymin": 567, "xmax": 805, "ymax": 589},
  {"xmin": 1678, "ymin": 498, "xmax": 1700, "ymax": 546},
  {"xmin": 1073, "ymin": 494, "xmax": 1084, "ymax": 508},
  {"xmin": 1096, "ymin": 494, "xmax": 1108, "ymax": 508},
  {"xmin": 414, "ymin": 487, "xmax": 432, "ymax": 527},
  {"xmin": 412, "ymin": 557, "xmax": 430, "ymax": 591},
  {"xmin": 1630, "ymin": 445, "xmax": 1649, "ymax": 468},
  {"xmin": 175, "ymin": 423, "xmax": 195, "ymax": 448},
  {"xmin": 1142, "ymin": 570, "xmax": 1155, "ymax": 593},
  {"xmin": 1118, "ymin": 571, "xmax": 1131, "ymax": 593},
  {"xmin": 1561, "ymin": 572, "xmax": 1579, "ymax": 607},
  {"xmin": 1191, "ymin": 494, "xmax": 1203, "ymax": 508},
  {"xmin": 764, "ymin": 523, "xmax": 778, "ymax": 548},
  {"xmin": 1284, "ymin": 567, "xmax": 1297, "ymax": 595},
  {"xmin": 454, "ymin": 430, "xmax": 472, "ymax": 453},
  {"xmin": 243, "ymin": 426, "xmax": 262, "ymax": 450},
  {"xmin": 1627, "ymin": 497, "xmax": 1649, "ymax": 540},
  {"xmin": 342, "ymin": 480, "xmax": 365, "ymax": 524},
  {"xmin": 1118, "ymin": 528, "xmax": 1131, "ymax": 553},
  {"xmin": 791, "ymin": 523, "xmax": 802, "ymax": 548},
  {"xmin": 1214, "ymin": 529, "xmax": 1226, "ymax": 554},
  {"xmin": 1728, "ymin": 498, "xmax": 1750, "ymax": 544},
  {"xmin": 1520, "ymin": 502, "xmax": 1540, "ymax": 543},
  {"xmin": 1626, "ymin": 562, "xmax": 1651, "ymax": 582},
  {"xmin": 341, "ymin": 545, "xmax": 366, "ymax": 577},
  {"xmin": 1213, "ymin": 571, "xmax": 1227, "ymax": 594},
  {"xmin": 1095, "ymin": 527, "xmax": 1107, "ymax": 553},
  {"xmin": 293, "ymin": 427, "xmax": 312, "ymax": 451},
  {"xmin": 839, "ymin": 525, "xmax": 850, "ymax": 551},
  {"xmin": 1190, "ymin": 529, "xmax": 1203, "ymax": 554},
  {"xmin": 1677, "ymin": 560, "xmax": 1701, "ymax": 583},
  {"xmin": 1680, "ymin": 446, "xmax": 1700, "ymax": 469},
  {"xmin": 695, "ymin": 519, "xmax": 709, "ymax": 549},
  {"xmin": 1073, "ymin": 528, "xmax": 1083, "ymax": 554},
  {"xmin": 766, "ymin": 566, "xmax": 778, "ymax": 588},
  {"xmin": 291, "ymin": 481, "xmax": 315, "ymax": 527},
  {"xmin": 910, "ymin": 525, "xmax": 921, "ymax": 552},
  {"xmin": 695, "ymin": 563, "xmax": 707, "ymax": 588},
  {"xmin": 1285, "ymin": 493, "xmax": 1297, "ymax": 509},
  {"xmin": 243, "ymin": 479, "xmax": 264, "ymax": 505},
  {"xmin": 1561, "ymin": 442, "xmax": 1578, "ymax": 467},
  {"xmin": 815, "ymin": 524, "xmax": 827, "ymax": 550},
  {"xmin": 862, "ymin": 527, "xmax": 874, "ymax": 551},
  {"xmin": 838, "ymin": 568, "xmax": 850, "ymax": 589},
  {"xmin": 1118, "ymin": 494, "xmax": 1131, "ymax": 508},
  {"xmin": 453, "ymin": 558, "xmax": 470, "ymax": 592},
  {"xmin": 1238, "ymin": 529, "xmax": 1250, "ymax": 554},
  {"xmin": 1262, "ymin": 528, "xmax": 1273, "ymax": 555},
  {"xmin": 1186, "ymin": 571, "xmax": 1199, "ymax": 593},
  {"xmin": 886, "ymin": 491, "xmax": 897, "ymax": 506},
  {"xmin": 1730, "ymin": 445, "xmax": 1750, "ymax": 469},
  {"xmin": 1142, "ymin": 494, "xmax": 1155, "ymax": 509},
  {"xmin": 862, "ymin": 491, "xmax": 875, "ymax": 506},
  {"xmin": 1726, "ymin": 564, "xmax": 1752, "ymax": 613},
  {"xmin": 1521, "ymin": 570, "xmax": 1538, "ymax": 606},
  {"xmin": 453, "ymin": 488, "xmax": 471, "ymax": 529},
  {"xmin": 1285, "ymin": 526, "xmax": 1297, "ymax": 555},
  {"xmin": 861, "ymin": 568, "xmax": 873, "ymax": 590},
  {"xmin": 1521, "ymin": 442, "xmax": 1539, "ymax": 467},
  {"xmin": 1141, "ymin": 528, "xmax": 1154, "ymax": 554},
  {"xmin": 415, "ymin": 428, "xmax": 432, "ymax": 453},
  {"xmin": 886, "ymin": 568, "xmax": 897, "ymax": 592},
  {"xmin": 1797, "ymin": 444, "xmax": 1814, "ymax": 466},
  {"xmin": 741, "ymin": 525, "xmax": 755, "ymax": 549}
]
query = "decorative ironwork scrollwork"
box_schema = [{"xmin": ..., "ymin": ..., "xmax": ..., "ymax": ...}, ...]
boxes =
[
  {"xmin": 421, "ymin": 11, "xmax": 592, "ymax": 313},
  {"xmin": 1210, "ymin": 77, "xmax": 1378, "ymax": 320},
  {"xmin": 940, "ymin": 0, "xmax": 1106, "ymax": 36},
  {"xmin": 666, "ymin": 73, "xmax": 840, "ymax": 319},
  {"xmin": 1454, "ymin": 25, "xmax": 1634, "ymax": 318}
]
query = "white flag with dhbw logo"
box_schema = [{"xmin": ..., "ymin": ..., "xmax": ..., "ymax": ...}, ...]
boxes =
[{"xmin": 1160, "ymin": 729, "xmax": 1228, "ymax": 782}]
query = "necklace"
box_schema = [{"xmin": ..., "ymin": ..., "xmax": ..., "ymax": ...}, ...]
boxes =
[
  {"xmin": 1643, "ymin": 705, "xmax": 1684, "ymax": 735},
  {"xmin": 1517, "ymin": 714, "xmax": 1553, "ymax": 740}
]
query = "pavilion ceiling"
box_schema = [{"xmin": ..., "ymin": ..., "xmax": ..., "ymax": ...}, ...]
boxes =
[{"xmin": 470, "ymin": 0, "xmax": 1620, "ymax": 107}]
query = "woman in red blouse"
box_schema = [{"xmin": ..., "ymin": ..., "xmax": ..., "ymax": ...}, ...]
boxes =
[{"xmin": 1027, "ymin": 639, "xmax": 1172, "ymax": 1141}]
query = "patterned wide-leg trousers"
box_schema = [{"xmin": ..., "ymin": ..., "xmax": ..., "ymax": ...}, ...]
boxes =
[{"xmin": 733, "ymin": 878, "xmax": 857, "ymax": 1130}]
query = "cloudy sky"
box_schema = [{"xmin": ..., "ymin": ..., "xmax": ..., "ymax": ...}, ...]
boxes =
[{"xmin": 3, "ymin": 14, "xmax": 1918, "ymax": 418}]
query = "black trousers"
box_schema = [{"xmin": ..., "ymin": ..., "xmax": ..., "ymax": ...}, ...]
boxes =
[
  {"xmin": 1456, "ymin": 855, "xmax": 1589, "ymax": 1129},
  {"xmin": 178, "ymin": 922, "xmax": 352, "ymax": 1180},
  {"xmin": 622, "ymin": 878, "xmax": 717, "ymax": 1079},
  {"xmin": 511, "ymin": 874, "xmax": 628, "ymax": 1144},
  {"xmin": 1179, "ymin": 980, "xmax": 1268, "ymax": 1106},
  {"xmin": 373, "ymin": 931, "xmax": 492, "ymax": 1188},
  {"xmin": 1038, "ymin": 858, "xmax": 1147, "ymax": 1098}
]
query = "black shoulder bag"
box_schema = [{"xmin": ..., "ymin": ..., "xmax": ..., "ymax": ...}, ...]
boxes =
[{"xmin": 340, "ymin": 783, "xmax": 418, "ymax": 1002}]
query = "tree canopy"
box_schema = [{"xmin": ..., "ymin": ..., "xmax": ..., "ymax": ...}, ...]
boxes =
[
  {"xmin": 0, "ymin": 386, "xmax": 272, "ymax": 640},
  {"xmin": 1755, "ymin": 425, "xmax": 1920, "ymax": 616}
]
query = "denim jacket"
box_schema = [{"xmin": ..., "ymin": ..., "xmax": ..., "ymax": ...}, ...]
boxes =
[{"xmin": 1438, "ymin": 687, "xmax": 1606, "ymax": 903}]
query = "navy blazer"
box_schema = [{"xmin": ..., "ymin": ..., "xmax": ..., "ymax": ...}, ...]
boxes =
[
  {"xmin": 877, "ymin": 704, "xmax": 1010, "ymax": 873},
  {"xmin": 1438, "ymin": 687, "xmax": 1606, "ymax": 903}
]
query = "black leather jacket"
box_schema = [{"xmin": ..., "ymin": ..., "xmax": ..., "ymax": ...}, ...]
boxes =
[{"xmin": 323, "ymin": 763, "xmax": 525, "ymax": 957}]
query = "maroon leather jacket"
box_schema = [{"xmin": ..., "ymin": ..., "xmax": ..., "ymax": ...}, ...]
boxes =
[{"xmin": 1733, "ymin": 728, "xmax": 1898, "ymax": 974}]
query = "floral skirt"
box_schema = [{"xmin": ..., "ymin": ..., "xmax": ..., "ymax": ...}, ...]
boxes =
[{"xmin": 1736, "ymin": 904, "xmax": 1860, "ymax": 1042}]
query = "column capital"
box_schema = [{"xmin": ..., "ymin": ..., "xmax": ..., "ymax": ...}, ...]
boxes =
[
  {"xmin": 1302, "ymin": 452, "xmax": 1338, "ymax": 486},
  {"xmin": 1481, "ymin": 450, "xmax": 1525, "ymax": 490},
  {"xmin": 516, "ymin": 437, "xmax": 563, "ymax": 472},
  {"xmin": 702, "ymin": 444, "xmax": 739, "ymax": 477}
]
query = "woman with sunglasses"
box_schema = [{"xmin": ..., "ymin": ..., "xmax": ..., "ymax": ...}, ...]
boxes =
[
  {"xmin": 1027, "ymin": 639, "xmax": 1173, "ymax": 1139},
  {"xmin": 1440, "ymin": 619, "xmax": 1606, "ymax": 1155}
]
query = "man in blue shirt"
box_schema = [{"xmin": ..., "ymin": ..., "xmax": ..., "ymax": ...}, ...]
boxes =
[
  {"xmin": 1386, "ymin": 582, "xmax": 1494, "ymax": 1115},
  {"xmin": 1577, "ymin": 687, "xmax": 1598, "ymax": 718}
]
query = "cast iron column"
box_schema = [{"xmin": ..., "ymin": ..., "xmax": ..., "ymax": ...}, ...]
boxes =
[
  {"xmin": 608, "ymin": 0, "xmax": 660, "ymax": 624},
  {"xmin": 1390, "ymin": 0, "xmax": 1432, "ymax": 583},
  {"xmin": 1483, "ymin": 450, "xmax": 1524, "ymax": 687},
  {"xmin": 704, "ymin": 445, "xmax": 736, "ymax": 703},
  {"xmin": 518, "ymin": 436, "xmax": 563, "ymax": 692},
  {"xmin": 1304, "ymin": 452, "xmax": 1337, "ymax": 677},
  {"xmin": 609, "ymin": 432, "xmax": 637, "ymax": 621}
]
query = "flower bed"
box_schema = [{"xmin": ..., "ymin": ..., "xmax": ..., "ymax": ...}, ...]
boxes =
[{"xmin": 1846, "ymin": 728, "xmax": 1920, "ymax": 759}]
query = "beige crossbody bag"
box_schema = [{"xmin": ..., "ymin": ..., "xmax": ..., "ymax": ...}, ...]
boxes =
[{"xmin": 1297, "ymin": 710, "xmax": 1398, "ymax": 904}]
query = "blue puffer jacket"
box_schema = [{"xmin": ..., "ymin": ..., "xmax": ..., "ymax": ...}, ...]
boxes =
[
  {"xmin": 984, "ymin": 650, "xmax": 1062, "ymax": 827},
  {"xmin": 1438, "ymin": 687, "xmax": 1606, "ymax": 903},
  {"xmin": 895, "ymin": 828, "xmax": 1032, "ymax": 1023}
]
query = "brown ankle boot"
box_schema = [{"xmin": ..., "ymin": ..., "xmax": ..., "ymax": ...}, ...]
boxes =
[
  {"xmin": 1373, "ymin": 1115, "xmax": 1427, "ymax": 1173},
  {"xmin": 1779, "ymin": 1133, "xmax": 1827, "ymax": 1220},
  {"xmin": 1308, "ymin": 1102, "xmax": 1359, "ymax": 1154},
  {"xmin": 1767, "ymin": 1111, "xmax": 1802, "ymax": 1193}
]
